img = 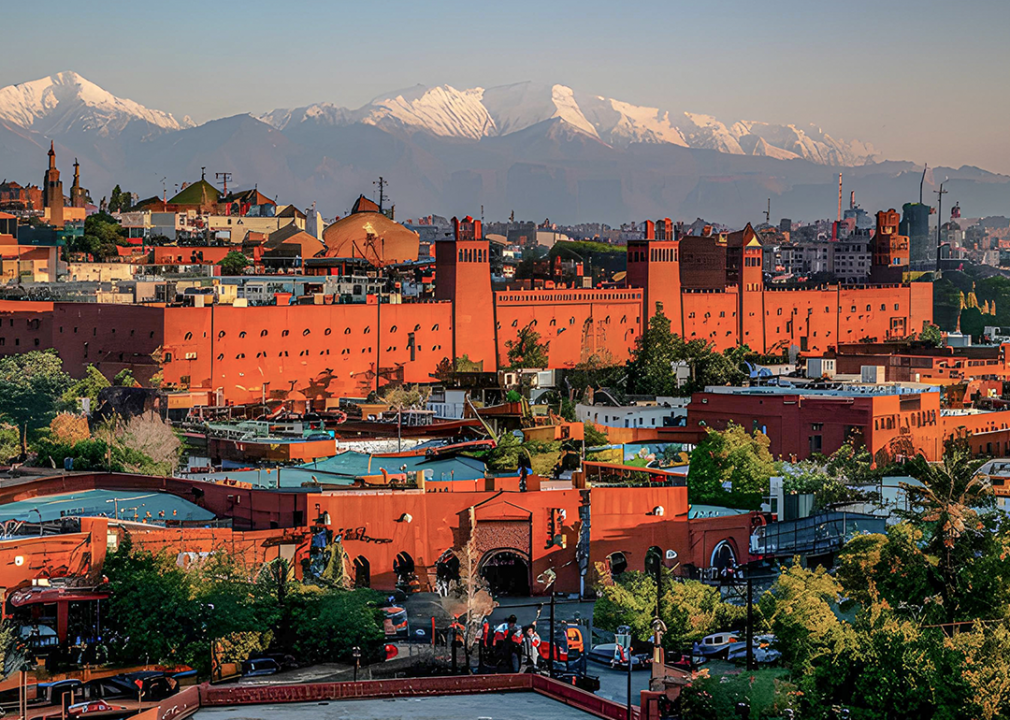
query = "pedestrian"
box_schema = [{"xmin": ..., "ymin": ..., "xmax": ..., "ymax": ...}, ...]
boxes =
[{"xmin": 519, "ymin": 625, "xmax": 539, "ymax": 673}]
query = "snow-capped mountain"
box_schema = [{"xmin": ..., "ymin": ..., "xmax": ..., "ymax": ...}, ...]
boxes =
[
  {"xmin": 0, "ymin": 71, "xmax": 190, "ymax": 136},
  {"xmin": 257, "ymin": 81, "xmax": 876, "ymax": 166}
]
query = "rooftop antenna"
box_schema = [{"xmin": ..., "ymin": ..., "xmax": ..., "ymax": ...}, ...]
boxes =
[
  {"xmin": 920, "ymin": 164, "xmax": 928, "ymax": 204},
  {"xmin": 201, "ymin": 166, "xmax": 206, "ymax": 181},
  {"xmin": 934, "ymin": 179, "xmax": 948, "ymax": 272},
  {"xmin": 837, "ymin": 172, "xmax": 842, "ymax": 224},
  {"xmin": 763, "ymin": 198, "xmax": 770, "ymax": 225},
  {"xmin": 215, "ymin": 172, "xmax": 232, "ymax": 195},
  {"xmin": 373, "ymin": 176, "xmax": 387, "ymax": 213},
  {"xmin": 160, "ymin": 177, "xmax": 167, "ymax": 204}
]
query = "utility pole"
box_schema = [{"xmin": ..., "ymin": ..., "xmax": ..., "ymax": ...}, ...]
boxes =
[
  {"xmin": 215, "ymin": 172, "xmax": 232, "ymax": 196},
  {"xmin": 935, "ymin": 182, "xmax": 948, "ymax": 272},
  {"xmin": 746, "ymin": 575, "xmax": 754, "ymax": 671},
  {"xmin": 374, "ymin": 177, "xmax": 387, "ymax": 213}
]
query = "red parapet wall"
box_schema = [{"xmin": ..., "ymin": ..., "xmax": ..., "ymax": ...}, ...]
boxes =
[{"xmin": 200, "ymin": 675, "xmax": 638, "ymax": 720}]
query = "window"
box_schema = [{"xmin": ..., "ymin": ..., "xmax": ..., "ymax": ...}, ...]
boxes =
[
  {"xmin": 239, "ymin": 331, "xmax": 246, "ymax": 338},
  {"xmin": 282, "ymin": 330, "xmax": 290, "ymax": 337},
  {"xmin": 261, "ymin": 329, "xmax": 268, "ymax": 337}
]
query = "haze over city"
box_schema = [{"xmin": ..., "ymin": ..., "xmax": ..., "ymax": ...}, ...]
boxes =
[{"xmin": 1, "ymin": 0, "xmax": 1009, "ymax": 174}]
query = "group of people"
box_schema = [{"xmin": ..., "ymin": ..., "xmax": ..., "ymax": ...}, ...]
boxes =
[{"xmin": 484, "ymin": 614, "xmax": 541, "ymax": 673}]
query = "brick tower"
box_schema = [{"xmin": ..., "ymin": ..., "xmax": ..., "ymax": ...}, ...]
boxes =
[
  {"xmin": 626, "ymin": 218, "xmax": 682, "ymax": 334},
  {"xmin": 434, "ymin": 216, "xmax": 497, "ymax": 372},
  {"xmin": 43, "ymin": 141, "xmax": 64, "ymax": 227}
]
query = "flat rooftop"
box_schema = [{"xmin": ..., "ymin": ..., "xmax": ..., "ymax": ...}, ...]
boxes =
[
  {"xmin": 701, "ymin": 383, "xmax": 938, "ymax": 398},
  {"xmin": 191, "ymin": 693, "xmax": 599, "ymax": 720},
  {"xmin": 0, "ymin": 489, "xmax": 215, "ymax": 524}
]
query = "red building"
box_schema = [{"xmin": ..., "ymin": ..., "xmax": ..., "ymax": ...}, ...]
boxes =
[
  {"xmin": 0, "ymin": 212, "xmax": 932, "ymax": 404},
  {"xmin": 681, "ymin": 384, "xmax": 1010, "ymax": 463},
  {"xmin": 0, "ymin": 472, "xmax": 757, "ymax": 599}
]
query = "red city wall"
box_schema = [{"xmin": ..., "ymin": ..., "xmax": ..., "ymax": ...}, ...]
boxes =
[
  {"xmin": 161, "ymin": 302, "xmax": 455, "ymax": 402},
  {"xmin": 495, "ymin": 289, "xmax": 642, "ymax": 367},
  {"xmin": 681, "ymin": 291, "xmax": 739, "ymax": 350}
]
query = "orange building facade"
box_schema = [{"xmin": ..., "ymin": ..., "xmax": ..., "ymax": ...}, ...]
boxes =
[
  {"xmin": 0, "ymin": 213, "xmax": 931, "ymax": 404},
  {"xmin": 0, "ymin": 473, "xmax": 756, "ymax": 599}
]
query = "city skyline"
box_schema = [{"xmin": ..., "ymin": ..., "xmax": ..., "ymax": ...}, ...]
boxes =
[{"xmin": 1, "ymin": 0, "xmax": 1009, "ymax": 174}]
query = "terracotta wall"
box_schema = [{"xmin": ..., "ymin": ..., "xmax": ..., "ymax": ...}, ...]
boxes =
[{"xmin": 495, "ymin": 289, "xmax": 642, "ymax": 367}]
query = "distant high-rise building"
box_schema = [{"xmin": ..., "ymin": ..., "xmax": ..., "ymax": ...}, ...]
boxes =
[
  {"xmin": 901, "ymin": 202, "xmax": 932, "ymax": 264},
  {"xmin": 871, "ymin": 209, "xmax": 909, "ymax": 283}
]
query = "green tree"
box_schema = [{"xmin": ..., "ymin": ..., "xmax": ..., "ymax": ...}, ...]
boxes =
[
  {"xmin": 505, "ymin": 322, "xmax": 550, "ymax": 369},
  {"xmin": 0, "ymin": 423, "xmax": 20, "ymax": 465},
  {"xmin": 113, "ymin": 368, "xmax": 137, "ymax": 387},
  {"xmin": 919, "ymin": 322, "xmax": 943, "ymax": 347},
  {"xmin": 901, "ymin": 441, "xmax": 990, "ymax": 612},
  {"xmin": 626, "ymin": 306, "xmax": 745, "ymax": 396},
  {"xmin": 102, "ymin": 536, "xmax": 197, "ymax": 665},
  {"xmin": 687, "ymin": 424, "xmax": 776, "ymax": 508},
  {"xmin": 0, "ymin": 350, "xmax": 72, "ymax": 432},
  {"xmin": 932, "ymin": 277, "xmax": 963, "ymax": 331},
  {"xmin": 759, "ymin": 561, "xmax": 853, "ymax": 675},
  {"xmin": 108, "ymin": 185, "xmax": 134, "ymax": 213},
  {"xmin": 594, "ymin": 570, "xmax": 745, "ymax": 651},
  {"xmin": 218, "ymin": 251, "xmax": 250, "ymax": 276},
  {"xmin": 288, "ymin": 588, "xmax": 386, "ymax": 664},
  {"xmin": 62, "ymin": 364, "xmax": 111, "ymax": 408},
  {"xmin": 75, "ymin": 211, "xmax": 127, "ymax": 261},
  {"xmin": 626, "ymin": 306, "xmax": 680, "ymax": 395}
]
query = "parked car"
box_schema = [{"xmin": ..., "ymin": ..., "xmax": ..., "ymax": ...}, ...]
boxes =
[
  {"xmin": 241, "ymin": 658, "xmax": 281, "ymax": 677},
  {"xmin": 31, "ymin": 680, "xmax": 83, "ymax": 707},
  {"xmin": 66, "ymin": 700, "xmax": 130, "ymax": 718},
  {"xmin": 692, "ymin": 632, "xmax": 741, "ymax": 659},
  {"xmin": 725, "ymin": 634, "xmax": 782, "ymax": 664},
  {"xmin": 587, "ymin": 643, "xmax": 650, "ymax": 669},
  {"xmin": 120, "ymin": 672, "xmax": 179, "ymax": 701}
]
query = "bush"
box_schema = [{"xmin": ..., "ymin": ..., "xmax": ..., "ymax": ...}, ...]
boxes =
[{"xmin": 288, "ymin": 588, "xmax": 386, "ymax": 664}]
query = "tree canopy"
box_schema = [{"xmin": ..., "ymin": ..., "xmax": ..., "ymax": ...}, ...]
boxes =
[
  {"xmin": 505, "ymin": 322, "xmax": 550, "ymax": 370},
  {"xmin": 687, "ymin": 423, "xmax": 776, "ymax": 508},
  {"xmin": 218, "ymin": 251, "xmax": 250, "ymax": 276},
  {"xmin": 0, "ymin": 350, "xmax": 72, "ymax": 432}
]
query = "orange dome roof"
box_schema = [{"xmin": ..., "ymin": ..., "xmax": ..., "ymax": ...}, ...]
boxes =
[{"xmin": 322, "ymin": 204, "xmax": 419, "ymax": 267}]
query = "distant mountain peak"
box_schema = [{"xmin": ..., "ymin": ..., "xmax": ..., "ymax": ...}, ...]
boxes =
[{"xmin": 0, "ymin": 71, "xmax": 190, "ymax": 136}]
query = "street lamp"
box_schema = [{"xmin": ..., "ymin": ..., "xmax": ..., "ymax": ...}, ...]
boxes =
[{"xmin": 352, "ymin": 646, "xmax": 361, "ymax": 681}]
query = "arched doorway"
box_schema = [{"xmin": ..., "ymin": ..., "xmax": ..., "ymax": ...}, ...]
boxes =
[
  {"xmin": 394, "ymin": 551, "xmax": 418, "ymax": 593},
  {"xmin": 711, "ymin": 540, "xmax": 738, "ymax": 581},
  {"xmin": 353, "ymin": 555, "xmax": 370, "ymax": 588},
  {"xmin": 434, "ymin": 550, "xmax": 460, "ymax": 596},
  {"xmin": 480, "ymin": 550, "xmax": 530, "ymax": 597},
  {"xmin": 608, "ymin": 551, "xmax": 628, "ymax": 577}
]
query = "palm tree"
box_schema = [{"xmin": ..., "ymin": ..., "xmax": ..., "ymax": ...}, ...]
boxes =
[{"xmin": 901, "ymin": 439, "xmax": 990, "ymax": 606}]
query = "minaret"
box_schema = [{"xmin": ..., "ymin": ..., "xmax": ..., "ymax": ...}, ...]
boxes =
[
  {"xmin": 43, "ymin": 141, "xmax": 64, "ymax": 227},
  {"xmin": 70, "ymin": 158, "xmax": 87, "ymax": 209}
]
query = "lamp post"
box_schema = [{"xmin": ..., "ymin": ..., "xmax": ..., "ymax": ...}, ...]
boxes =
[{"xmin": 352, "ymin": 646, "xmax": 361, "ymax": 681}]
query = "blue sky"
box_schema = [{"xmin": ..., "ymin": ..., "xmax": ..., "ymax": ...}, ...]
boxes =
[{"xmin": 3, "ymin": 0, "xmax": 1010, "ymax": 172}]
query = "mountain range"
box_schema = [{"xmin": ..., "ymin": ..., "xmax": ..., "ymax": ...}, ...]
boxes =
[{"xmin": 0, "ymin": 71, "xmax": 1008, "ymax": 226}]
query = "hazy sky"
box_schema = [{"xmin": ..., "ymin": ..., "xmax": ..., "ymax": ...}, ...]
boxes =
[{"xmin": 3, "ymin": 0, "xmax": 1009, "ymax": 173}]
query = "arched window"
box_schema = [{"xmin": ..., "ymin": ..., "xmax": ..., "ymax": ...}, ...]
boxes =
[
  {"xmin": 353, "ymin": 556, "xmax": 370, "ymax": 588},
  {"xmin": 608, "ymin": 551, "xmax": 628, "ymax": 576}
]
